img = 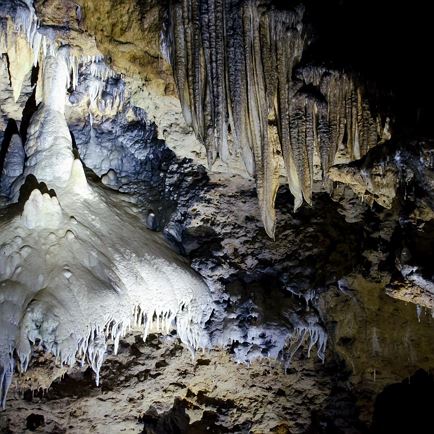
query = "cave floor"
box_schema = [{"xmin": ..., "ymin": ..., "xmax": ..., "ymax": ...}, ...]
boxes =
[{"xmin": 1, "ymin": 333, "xmax": 338, "ymax": 434}]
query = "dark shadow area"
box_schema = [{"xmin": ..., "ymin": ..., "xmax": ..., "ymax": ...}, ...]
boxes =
[
  {"xmin": 38, "ymin": 367, "xmax": 96, "ymax": 401},
  {"xmin": 0, "ymin": 118, "xmax": 19, "ymax": 176},
  {"xmin": 140, "ymin": 397, "xmax": 243, "ymax": 434},
  {"xmin": 26, "ymin": 413, "xmax": 45, "ymax": 431},
  {"xmin": 19, "ymin": 86, "xmax": 37, "ymax": 144},
  {"xmin": 140, "ymin": 398, "xmax": 190, "ymax": 434},
  {"xmin": 30, "ymin": 64, "xmax": 39, "ymax": 87},
  {"xmin": 16, "ymin": 174, "xmax": 56, "ymax": 210},
  {"xmin": 69, "ymin": 129, "xmax": 80, "ymax": 159},
  {"xmin": 401, "ymin": 220, "xmax": 434, "ymax": 279},
  {"xmin": 306, "ymin": 357, "xmax": 368, "ymax": 434},
  {"xmin": 299, "ymin": 0, "xmax": 434, "ymax": 137},
  {"xmin": 371, "ymin": 369, "xmax": 434, "ymax": 434}
]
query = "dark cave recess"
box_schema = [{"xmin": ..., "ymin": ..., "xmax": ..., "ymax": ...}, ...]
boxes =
[
  {"xmin": 371, "ymin": 369, "xmax": 434, "ymax": 434},
  {"xmin": 272, "ymin": 0, "xmax": 434, "ymax": 136}
]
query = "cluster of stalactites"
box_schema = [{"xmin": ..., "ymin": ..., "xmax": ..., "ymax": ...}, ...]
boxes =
[
  {"xmin": 0, "ymin": 1, "xmax": 119, "ymax": 104},
  {"xmin": 0, "ymin": 0, "xmax": 55, "ymax": 101},
  {"xmin": 168, "ymin": 0, "xmax": 387, "ymax": 237}
]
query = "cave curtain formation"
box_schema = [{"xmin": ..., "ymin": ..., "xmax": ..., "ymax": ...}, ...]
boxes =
[{"xmin": 168, "ymin": 0, "xmax": 388, "ymax": 237}]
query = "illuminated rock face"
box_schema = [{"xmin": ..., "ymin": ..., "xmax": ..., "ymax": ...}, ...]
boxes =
[{"xmin": 0, "ymin": 13, "xmax": 328, "ymax": 410}]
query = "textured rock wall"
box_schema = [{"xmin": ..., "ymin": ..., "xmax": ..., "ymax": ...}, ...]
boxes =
[{"xmin": 74, "ymin": 0, "xmax": 171, "ymax": 83}]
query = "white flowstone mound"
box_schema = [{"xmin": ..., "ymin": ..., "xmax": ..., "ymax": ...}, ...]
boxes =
[
  {"xmin": 0, "ymin": 165, "xmax": 214, "ymax": 408},
  {"xmin": 0, "ymin": 46, "xmax": 214, "ymax": 409}
]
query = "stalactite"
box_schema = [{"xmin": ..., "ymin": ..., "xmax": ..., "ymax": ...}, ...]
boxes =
[
  {"xmin": 1, "ymin": 1, "xmax": 118, "ymax": 113},
  {"xmin": 168, "ymin": 0, "xmax": 388, "ymax": 237}
]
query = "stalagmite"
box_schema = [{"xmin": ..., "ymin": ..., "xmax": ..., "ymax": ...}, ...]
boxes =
[
  {"xmin": 20, "ymin": 48, "xmax": 74, "ymax": 190},
  {"xmin": 168, "ymin": 0, "xmax": 388, "ymax": 237}
]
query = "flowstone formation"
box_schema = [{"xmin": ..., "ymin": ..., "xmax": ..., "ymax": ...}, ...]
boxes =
[{"xmin": 0, "ymin": 45, "xmax": 214, "ymax": 408}]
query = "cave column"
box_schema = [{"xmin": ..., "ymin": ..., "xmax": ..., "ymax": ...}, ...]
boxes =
[{"xmin": 20, "ymin": 47, "xmax": 74, "ymax": 192}]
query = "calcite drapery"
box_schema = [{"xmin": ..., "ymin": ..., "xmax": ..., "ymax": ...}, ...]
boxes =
[
  {"xmin": 168, "ymin": 0, "xmax": 387, "ymax": 237},
  {"xmin": 0, "ymin": 28, "xmax": 214, "ymax": 408}
]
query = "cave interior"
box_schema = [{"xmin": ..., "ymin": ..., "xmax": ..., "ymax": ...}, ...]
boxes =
[{"xmin": 1, "ymin": 1, "xmax": 434, "ymax": 433}]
